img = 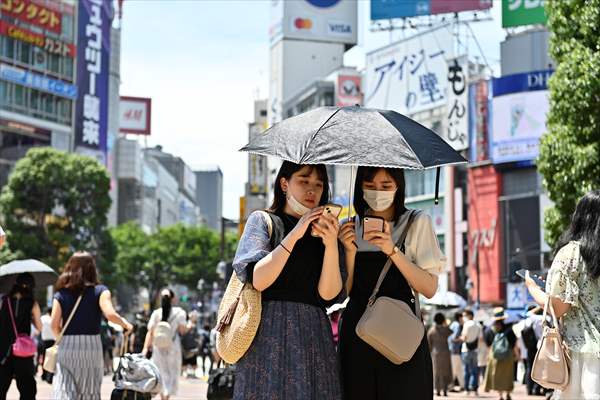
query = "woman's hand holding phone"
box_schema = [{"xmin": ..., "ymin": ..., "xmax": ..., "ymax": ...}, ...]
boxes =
[
  {"xmin": 290, "ymin": 207, "xmax": 324, "ymax": 241},
  {"xmin": 311, "ymin": 212, "xmax": 340, "ymax": 248},
  {"xmin": 364, "ymin": 221, "xmax": 395, "ymax": 256},
  {"xmin": 338, "ymin": 221, "xmax": 357, "ymax": 253}
]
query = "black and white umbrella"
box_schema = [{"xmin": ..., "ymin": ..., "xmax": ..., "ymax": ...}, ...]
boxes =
[
  {"xmin": 0, "ymin": 259, "xmax": 58, "ymax": 293},
  {"xmin": 240, "ymin": 106, "xmax": 467, "ymax": 202}
]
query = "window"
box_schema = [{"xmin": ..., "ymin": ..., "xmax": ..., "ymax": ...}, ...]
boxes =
[
  {"xmin": 18, "ymin": 42, "xmax": 31, "ymax": 64},
  {"xmin": 405, "ymin": 168, "xmax": 444, "ymax": 198},
  {"xmin": 3, "ymin": 82, "xmax": 71, "ymax": 125}
]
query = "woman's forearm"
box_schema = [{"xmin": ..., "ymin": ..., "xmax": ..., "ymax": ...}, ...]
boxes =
[
  {"xmin": 253, "ymin": 233, "xmax": 299, "ymax": 291},
  {"xmin": 344, "ymin": 251, "xmax": 356, "ymax": 295},
  {"xmin": 528, "ymin": 284, "xmax": 571, "ymax": 318},
  {"xmin": 318, "ymin": 244, "xmax": 343, "ymax": 301},
  {"xmin": 391, "ymin": 253, "xmax": 438, "ymax": 298}
]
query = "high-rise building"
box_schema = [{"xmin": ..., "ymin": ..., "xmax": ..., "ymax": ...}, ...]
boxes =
[{"xmin": 195, "ymin": 167, "xmax": 223, "ymax": 232}]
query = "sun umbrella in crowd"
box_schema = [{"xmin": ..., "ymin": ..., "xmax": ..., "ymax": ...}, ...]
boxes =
[{"xmin": 0, "ymin": 259, "xmax": 58, "ymax": 293}]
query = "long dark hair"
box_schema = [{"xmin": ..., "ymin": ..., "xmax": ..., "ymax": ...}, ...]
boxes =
[
  {"xmin": 353, "ymin": 167, "xmax": 407, "ymax": 223},
  {"xmin": 161, "ymin": 289, "xmax": 175, "ymax": 322},
  {"xmin": 55, "ymin": 252, "xmax": 100, "ymax": 296},
  {"xmin": 268, "ymin": 161, "xmax": 330, "ymax": 213},
  {"xmin": 9, "ymin": 272, "xmax": 35, "ymax": 299},
  {"xmin": 555, "ymin": 189, "xmax": 600, "ymax": 279}
]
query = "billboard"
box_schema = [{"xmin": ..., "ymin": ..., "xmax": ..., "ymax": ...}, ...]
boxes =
[
  {"xmin": 371, "ymin": 0, "xmax": 492, "ymax": 20},
  {"xmin": 74, "ymin": 0, "xmax": 111, "ymax": 164},
  {"xmin": 502, "ymin": 0, "xmax": 546, "ymax": 28},
  {"xmin": 119, "ymin": 96, "xmax": 151, "ymax": 135},
  {"xmin": 445, "ymin": 56, "xmax": 469, "ymax": 151},
  {"xmin": 336, "ymin": 74, "xmax": 362, "ymax": 107},
  {"xmin": 0, "ymin": 20, "xmax": 76, "ymax": 57},
  {"xmin": 1, "ymin": 0, "xmax": 62, "ymax": 33},
  {"xmin": 0, "ymin": 63, "xmax": 77, "ymax": 99},
  {"xmin": 365, "ymin": 25, "xmax": 454, "ymax": 115},
  {"xmin": 468, "ymin": 80, "xmax": 491, "ymax": 162},
  {"xmin": 269, "ymin": 0, "xmax": 357, "ymax": 46},
  {"xmin": 490, "ymin": 70, "xmax": 553, "ymax": 164}
]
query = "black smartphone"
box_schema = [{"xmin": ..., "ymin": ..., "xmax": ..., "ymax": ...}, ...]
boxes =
[{"xmin": 515, "ymin": 268, "xmax": 546, "ymax": 288}]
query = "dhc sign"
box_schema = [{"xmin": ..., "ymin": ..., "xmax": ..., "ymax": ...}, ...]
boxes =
[{"xmin": 492, "ymin": 69, "xmax": 554, "ymax": 97}]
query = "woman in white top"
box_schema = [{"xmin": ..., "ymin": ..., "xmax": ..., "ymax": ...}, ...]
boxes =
[
  {"xmin": 142, "ymin": 289, "xmax": 195, "ymax": 400},
  {"xmin": 338, "ymin": 166, "xmax": 446, "ymax": 400}
]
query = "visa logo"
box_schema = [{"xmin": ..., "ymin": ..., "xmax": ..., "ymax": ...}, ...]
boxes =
[{"xmin": 327, "ymin": 20, "xmax": 352, "ymax": 36}]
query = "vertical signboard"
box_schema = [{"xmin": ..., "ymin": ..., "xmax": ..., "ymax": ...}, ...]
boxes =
[
  {"xmin": 468, "ymin": 80, "xmax": 491, "ymax": 162},
  {"xmin": 74, "ymin": 0, "xmax": 111, "ymax": 164},
  {"xmin": 365, "ymin": 25, "xmax": 454, "ymax": 115},
  {"xmin": 445, "ymin": 56, "xmax": 468, "ymax": 150},
  {"xmin": 502, "ymin": 0, "xmax": 546, "ymax": 28}
]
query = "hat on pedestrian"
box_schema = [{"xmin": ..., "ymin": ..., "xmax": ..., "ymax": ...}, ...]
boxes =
[{"xmin": 491, "ymin": 306, "xmax": 507, "ymax": 321}]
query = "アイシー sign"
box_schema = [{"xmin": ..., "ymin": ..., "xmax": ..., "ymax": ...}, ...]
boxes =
[{"xmin": 502, "ymin": 0, "xmax": 546, "ymax": 28}]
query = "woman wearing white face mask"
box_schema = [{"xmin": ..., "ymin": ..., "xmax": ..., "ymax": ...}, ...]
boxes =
[
  {"xmin": 232, "ymin": 161, "xmax": 345, "ymax": 400},
  {"xmin": 338, "ymin": 167, "xmax": 446, "ymax": 400}
]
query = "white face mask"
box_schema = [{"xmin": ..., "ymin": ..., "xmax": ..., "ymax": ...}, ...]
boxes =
[
  {"xmin": 287, "ymin": 193, "xmax": 311, "ymax": 216},
  {"xmin": 363, "ymin": 189, "xmax": 396, "ymax": 212}
]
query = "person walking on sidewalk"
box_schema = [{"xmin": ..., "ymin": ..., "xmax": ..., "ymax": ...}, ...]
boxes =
[
  {"xmin": 460, "ymin": 309, "xmax": 481, "ymax": 396},
  {"xmin": 39, "ymin": 307, "xmax": 55, "ymax": 383},
  {"xmin": 0, "ymin": 273, "xmax": 43, "ymax": 400},
  {"xmin": 231, "ymin": 162, "xmax": 344, "ymax": 400},
  {"xmin": 483, "ymin": 308, "xmax": 517, "ymax": 400},
  {"xmin": 338, "ymin": 167, "xmax": 445, "ymax": 400},
  {"xmin": 526, "ymin": 189, "xmax": 600, "ymax": 400},
  {"xmin": 449, "ymin": 311, "xmax": 465, "ymax": 391},
  {"xmin": 51, "ymin": 252, "xmax": 133, "ymax": 400},
  {"xmin": 142, "ymin": 289, "xmax": 195, "ymax": 400},
  {"xmin": 427, "ymin": 312, "xmax": 453, "ymax": 397}
]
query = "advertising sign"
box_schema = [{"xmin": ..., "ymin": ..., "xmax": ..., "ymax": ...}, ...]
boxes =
[
  {"xmin": 336, "ymin": 74, "xmax": 362, "ymax": 107},
  {"xmin": 0, "ymin": 21, "xmax": 75, "ymax": 58},
  {"xmin": 1, "ymin": 0, "xmax": 62, "ymax": 33},
  {"xmin": 468, "ymin": 80, "xmax": 491, "ymax": 162},
  {"xmin": 269, "ymin": 0, "xmax": 357, "ymax": 46},
  {"xmin": 490, "ymin": 70, "xmax": 553, "ymax": 164},
  {"xmin": 248, "ymin": 124, "xmax": 269, "ymax": 195},
  {"xmin": 0, "ymin": 118, "xmax": 51, "ymax": 137},
  {"xmin": 119, "ymin": 96, "xmax": 151, "ymax": 135},
  {"xmin": 74, "ymin": 0, "xmax": 111, "ymax": 164},
  {"xmin": 502, "ymin": 0, "xmax": 546, "ymax": 28},
  {"xmin": 0, "ymin": 63, "xmax": 77, "ymax": 98},
  {"xmin": 365, "ymin": 25, "xmax": 454, "ymax": 115},
  {"xmin": 445, "ymin": 56, "xmax": 468, "ymax": 151},
  {"xmin": 371, "ymin": 0, "xmax": 492, "ymax": 20}
]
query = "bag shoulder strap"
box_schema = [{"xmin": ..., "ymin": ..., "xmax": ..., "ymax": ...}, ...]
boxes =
[
  {"xmin": 257, "ymin": 210, "xmax": 273, "ymax": 239},
  {"xmin": 260, "ymin": 210, "xmax": 285, "ymax": 250},
  {"xmin": 55, "ymin": 294, "xmax": 83, "ymax": 345},
  {"xmin": 5, "ymin": 296, "xmax": 19, "ymax": 338},
  {"xmin": 367, "ymin": 210, "xmax": 419, "ymax": 313}
]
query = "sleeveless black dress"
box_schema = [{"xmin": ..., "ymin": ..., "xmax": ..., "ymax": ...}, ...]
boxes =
[{"xmin": 339, "ymin": 249, "xmax": 434, "ymax": 399}]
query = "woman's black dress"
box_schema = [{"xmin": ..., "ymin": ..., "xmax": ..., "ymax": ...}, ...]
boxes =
[{"xmin": 339, "ymin": 250, "xmax": 433, "ymax": 399}]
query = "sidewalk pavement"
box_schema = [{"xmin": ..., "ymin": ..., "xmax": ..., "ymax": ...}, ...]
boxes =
[{"xmin": 436, "ymin": 385, "xmax": 546, "ymax": 400}]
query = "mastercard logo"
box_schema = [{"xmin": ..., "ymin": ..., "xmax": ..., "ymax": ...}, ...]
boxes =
[{"xmin": 294, "ymin": 18, "xmax": 313, "ymax": 29}]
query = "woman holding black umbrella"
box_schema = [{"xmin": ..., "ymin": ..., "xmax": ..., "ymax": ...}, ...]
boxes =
[
  {"xmin": 338, "ymin": 166, "xmax": 446, "ymax": 400},
  {"xmin": 0, "ymin": 272, "xmax": 43, "ymax": 400}
]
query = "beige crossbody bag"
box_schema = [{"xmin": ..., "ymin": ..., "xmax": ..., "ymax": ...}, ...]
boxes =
[
  {"xmin": 43, "ymin": 295, "xmax": 83, "ymax": 373},
  {"xmin": 356, "ymin": 210, "xmax": 424, "ymax": 365}
]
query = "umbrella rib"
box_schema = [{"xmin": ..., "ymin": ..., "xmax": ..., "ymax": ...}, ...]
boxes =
[{"xmin": 300, "ymin": 107, "xmax": 343, "ymax": 163}]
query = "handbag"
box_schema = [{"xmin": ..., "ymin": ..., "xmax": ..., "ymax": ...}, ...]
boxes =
[
  {"xmin": 112, "ymin": 334, "xmax": 162, "ymax": 398},
  {"xmin": 5, "ymin": 296, "xmax": 37, "ymax": 358},
  {"xmin": 215, "ymin": 211, "xmax": 274, "ymax": 364},
  {"xmin": 355, "ymin": 210, "xmax": 424, "ymax": 365},
  {"xmin": 43, "ymin": 295, "xmax": 83, "ymax": 373},
  {"xmin": 531, "ymin": 295, "xmax": 571, "ymax": 390}
]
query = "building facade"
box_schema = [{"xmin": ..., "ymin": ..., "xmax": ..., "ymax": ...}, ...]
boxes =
[{"xmin": 194, "ymin": 167, "xmax": 223, "ymax": 232}]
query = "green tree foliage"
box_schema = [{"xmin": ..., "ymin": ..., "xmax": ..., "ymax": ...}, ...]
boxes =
[
  {"xmin": 0, "ymin": 148, "xmax": 114, "ymax": 279},
  {"xmin": 110, "ymin": 222, "xmax": 238, "ymax": 302},
  {"xmin": 538, "ymin": 0, "xmax": 600, "ymax": 246}
]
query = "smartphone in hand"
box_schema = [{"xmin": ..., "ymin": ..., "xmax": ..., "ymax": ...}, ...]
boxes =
[
  {"xmin": 311, "ymin": 204, "xmax": 343, "ymax": 237},
  {"xmin": 362, "ymin": 216, "xmax": 385, "ymax": 240},
  {"xmin": 515, "ymin": 268, "xmax": 546, "ymax": 288}
]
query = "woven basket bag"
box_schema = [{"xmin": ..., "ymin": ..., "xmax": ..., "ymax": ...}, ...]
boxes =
[{"xmin": 215, "ymin": 211, "xmax": 272, "ymax": 364}]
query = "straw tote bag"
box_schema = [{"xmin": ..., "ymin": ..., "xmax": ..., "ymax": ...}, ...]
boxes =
[
  {"xmin": 356, "ymin": 210, "xmax": 424, "ymax": 365},
  {"xmin": 216, "ymin": 211, "xmax": 276, "ymax": 364},
  {"xmin": 531, "ymin": 292, "xmax": 571, "ymax": 390},
  {"xmin": 43, "ymin": 295, "xmax": 83, "ymax": 373}
]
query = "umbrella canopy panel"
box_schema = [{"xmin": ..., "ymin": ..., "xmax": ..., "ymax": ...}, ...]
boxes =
[{"xmin": 0, "ymin": 259, "xmax": 58, "ymax": 293}]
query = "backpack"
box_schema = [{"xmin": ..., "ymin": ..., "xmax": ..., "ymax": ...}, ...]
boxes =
[
  {"xmin": 492, "ymin": 332, "xmax": 511, "ymax": 360},
  {"xmin": 521, "ymin": 324, "xmax": 538, "ymax": 351},
  {"xmin": 153, "ymin": 321, "xmax": 173, "ymax": 350}
]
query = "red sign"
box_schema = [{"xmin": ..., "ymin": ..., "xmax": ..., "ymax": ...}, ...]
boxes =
[
  {"xmin": 0, "ymin": 118, "xmax": 51, "ymax": 137},
  {"xmin": 1, "ymin": 0, "xmax": 62, "ymax": 33},
  {"xmin": 119, "ymin": 97, "xmax": 152, "ymax": 135},
  {"xmin": 336, "ymin": 75, "xmax": 363, "ymax": 107},
  {"xmin": 473, "ymin": 80, "xmax": 489, "ymax": 162},
  {"xmin": 0, "ymin": 21, "xmax": 75, "ymax": 58},
  {"xmin": 467, "ymin": 165, "xmax": 503, "ymax": 304}
]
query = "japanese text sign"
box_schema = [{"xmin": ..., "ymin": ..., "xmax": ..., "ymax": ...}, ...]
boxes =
[
  {"xmin": 445, "ymin": 56, "xmax": 468, "ymax": 151},
  {"xmin": 365, "ymin": 25, "xmax": 454, "ymax": 115},
  {"xmin": 468, "ymin": 80, "xmax": 491, "ymax": 162},
  {"xmin": 74, "ymin": 0, "xmax": 111, "ymax": 163},
  {"xmin": 502, "ymin": 0, "xmax": 546, "ymax": 28},
  {"xmin": 119, "ymin": 96, "xmax": 152, "ymax": 135},
  {"xmin": 1, "ymin": 0, "xmax": 62, "ymax": 33},
  {"xmin": 0, "ymin": 63, "xmax": 77, "ymax": 98},
  {"xmin": 0, "ymin": 20, "xmax": 75, "ymax": 58}
]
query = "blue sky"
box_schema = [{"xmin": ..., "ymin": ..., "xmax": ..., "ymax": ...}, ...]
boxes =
[{"xmin": 119, "ymin": 0, "xmax": 505, "ymax": 219}]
